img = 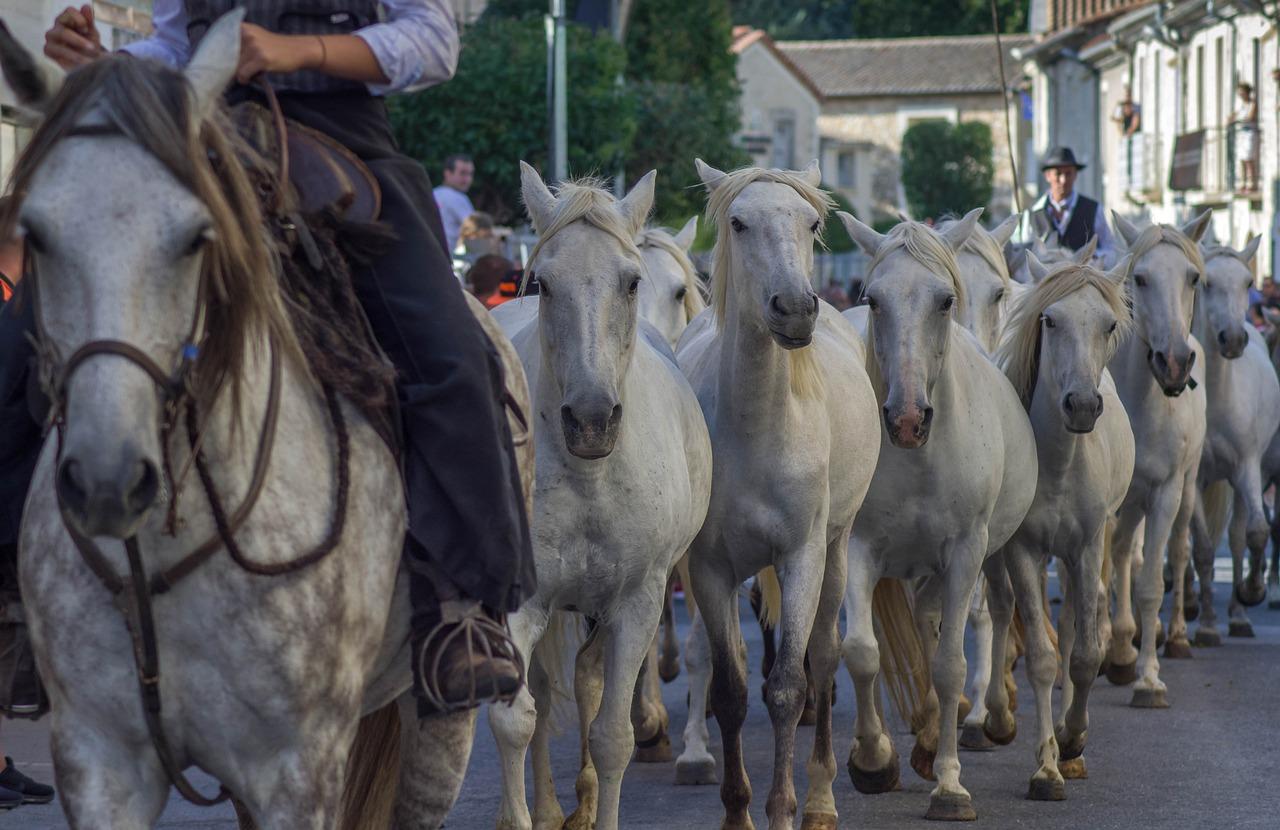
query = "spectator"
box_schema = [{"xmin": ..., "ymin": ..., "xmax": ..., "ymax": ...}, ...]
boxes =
[
  {"xmin": 1112, "ymin": 85, "xmax": 1141, "ymax": 137},
  {"xmin": 1233, "ymin": 83, "xmax": 1259, "ymax": 193},
  {"xmin": 434, "ymin": 153, "xmax": 475, "ymax": 253},
  {"xmin": 818, "ymin": 284, "xmax": 852, "ymax": 311},
  {"xmin": 459, "ymin": 211, "xmax": 502, "ymax": 257},
  {"xmin": 467, "ymin": 254, "xmax": 516, "ymax": 309}
]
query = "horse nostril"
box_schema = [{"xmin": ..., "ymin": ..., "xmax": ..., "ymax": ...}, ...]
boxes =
[
  {"xmin": 609, "ymin": 403, "xmax": 623, "ymax": 425},
  {"xmin": 127, "ymin": 459, "xmax": 160, "ymax": 513},
  {"xmin": 811, "ymin": 294, "xmax": 819, "ymax": 314},
  {"xmin": 769, "ymin": 294, "xmax": 785, "ymax": 316},
  {"xmin": 1218, "ymin": 330, "xmax": 1228, "ymax": 346},
  {"xmin": 1064, "ymin": 394, "xmax": 1075, "ymax": 414},
  {"xmin": 57, "ymin": 459, "xmax": 88, "ymax": 511}
]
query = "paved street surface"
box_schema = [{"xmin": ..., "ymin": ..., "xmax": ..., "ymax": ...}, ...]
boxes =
[{"xmin": 3, "ymin": 559, "xmax": 1279, "ymax": 828}]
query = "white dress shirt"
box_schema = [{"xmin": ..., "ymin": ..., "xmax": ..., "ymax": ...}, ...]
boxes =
[
  {"xmin": 1017, "ymin": 189, "xmax": 1116, "ymax": 267},
  {"xmin": 433, "ymin": 184, "xmax": 474, "ymax": 253},
  {"xmin": 122, "ymin": 0, "xmax": 459, "ymax": 95}
]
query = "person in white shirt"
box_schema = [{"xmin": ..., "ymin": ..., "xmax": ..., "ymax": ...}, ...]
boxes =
[
  {"xmin": 434, "ymin": 153, "xmax": 475, "ymax": 252},
  {"xmin": 1017, "ymin": 146, "xmax": 1116, "ymax": 266},
  {"xmin": 39, "ymin": 0, "xmax": 533, "ymax": 717}
]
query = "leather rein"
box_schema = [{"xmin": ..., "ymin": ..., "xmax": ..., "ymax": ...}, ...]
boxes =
[{"xmin": 28, "ymin": 106, "xmax": 352, "ymax": 806}]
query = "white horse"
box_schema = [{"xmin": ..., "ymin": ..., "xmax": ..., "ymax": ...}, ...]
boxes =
[
  {"xmin": 1187, "ymin": 236, "xmax": 1278, "ymax": 643},
  {"xmin": 838, "ymin": 212, "xmax": 1038, "ymax": 821},
  {"xmin": 1103, "ymin": 213, "xmax": 1209, "ymax": 705},
  {"xmin": 0, "ymin": 14, "xmax": 525, "ymax": 828},
  {"xmin": 674, "ymin": 161, "xmax": 880, "ymax": 830},
  {"xmin": 487, "ymin": 166, "xmax": 712, "ymax": 830},
  {"xmin": 985, "ymin": 255, "xmax": 1136, "ymax": 799}
]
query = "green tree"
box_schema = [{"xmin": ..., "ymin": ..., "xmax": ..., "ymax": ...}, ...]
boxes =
[
  {"xmin": 625, "ymin": 0, "xmax": 748, "ymax": 222},
  {"xmin": 730, "ymin": 0, "xmax": 855, "ymax": 39},
  {"xmin": 852, "ymin": 0, "xmax": 1025, "ymax": 37},
  {"xmin": 900, "ymin": 120, "xmax": 994, "ymax": 221},
  {"xmin": 390, "ymin": 15, "xmax": 635, "ymax": 223}
]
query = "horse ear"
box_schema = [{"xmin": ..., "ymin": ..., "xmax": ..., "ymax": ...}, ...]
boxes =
[
  {"xmin": 990, "ymin": 213, "xmax": 1020, "ymax": 247},
  {"xmin": 799, "ymin": 159, "xmax": 821, "ymax": 186},
  {"xmin": 1105, "ymin": 254, "xmax": 1133, "ymax": 285},
  {"xmin": 619, "ymin": 169, "xmax": 657, "ymax": 236},
  {"xmin": 1180, "ymin": 208, "xmax": 1213, "ymax": 243},
  {"xmin": 939, "ymin": 207, "xmax": 983, "ymax": 252},
  {"xmin": 1110, "ymin": 211, "xmax": 1142, "ymax": 248},
  {"xmin": 673, "ymin": 215, "xmax": 698, "ymax": 251},
  {"xmin": 1026, "ymin": 251, "xmax": 1051, "ymax": 284},
  {"xmin": 695, "ymin": 158, "xmax": 728, "ymax": 192},
  {"xmin": 1240, "ymin": 235, "xmax": 1262, "ymax": 264},
  {"xmin": 184, "ymin": 8, "xmax": 245, "ymax": 119},
  {"xmin": 0, "ymin": 20, "xmax": 64, "ymax": 114},
  {"xmin": 1074, "ymin": 235, "xmax": 1099, "ymax": 264},
  {"xmin": 520, "ymin": 160, "xmax": 556, "ymax": 233},
  {"xmin": 837, "ymin": 211, "xmax": 885, "ymax": 256}
]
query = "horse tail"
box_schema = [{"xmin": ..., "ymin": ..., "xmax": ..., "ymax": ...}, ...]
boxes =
[
  {"xmin": 338, "ymin": 702, "xmax": 401, "ymax": 830},
  {"xmin": 756, "ymin": 566, "xmax": 783, "ymax": 630},
  {"xmin": 871, "ymin": 578, "xmax": 930, "ymax": 731},
  {"xmin": 1203, "ymin": 480, "xmax": 1232, "ymax": 553},
  {"xmin": 676, "ymin": 554, "xmax": 697, "ymax": 621}
]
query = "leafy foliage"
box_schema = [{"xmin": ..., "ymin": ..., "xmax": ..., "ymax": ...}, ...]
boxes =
[
  {"xmin": 390, "ymin": 15, "xmax": 635, "ymax": 223},
  {"xmin": 729, "ymin": 0, "xmax": 856, "ymax": 39},
  {"xmin": 900, "ymin": 120, "xmax": 994, "ymax": 221},
  {"xmin": 851, "ymin": 0, "xmax": 1026, "ymax": 37},
  {"xmin": 821, "ymin": 186, "xmax": 856, "ymax": 253}
]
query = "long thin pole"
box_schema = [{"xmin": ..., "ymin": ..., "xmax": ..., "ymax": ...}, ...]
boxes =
[
  {"xmin": 991, "ymin": 0, "xmax": 1023, "ymax": 214},
  {"xmin": 552, "ymin": 0, "xmax": 568, "ymax": 184}
]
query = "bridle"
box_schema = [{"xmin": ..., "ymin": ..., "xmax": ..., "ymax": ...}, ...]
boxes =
[{"xmin": 25, "ymin": 120, "xmax": 352, "ymax": 806}]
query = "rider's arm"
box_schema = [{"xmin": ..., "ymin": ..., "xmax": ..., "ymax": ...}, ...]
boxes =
[{"xmin": 353, "ymin": 0, "xmax": 460, "ymax": 95}]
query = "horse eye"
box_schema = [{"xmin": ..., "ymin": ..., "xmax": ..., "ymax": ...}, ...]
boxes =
[
  {"xmin": 1043, "ymin": 315, "xmax": 1056, "ymax": 329},
  {"xmin": 991, "ymin": 291, "xmax": 1005, "ymax": 306},
  {"xmin": 1190, "ymin": 272, "xmax": 1201, "ymax": 286},
  {"xmin": 866, "ymin": 297, "xmax": 879, "ymax": 312},
  {"xmin": 628, "ymin": 276, "xmax": 641, "ymax": 296},
  {"xmin": 675, "ymin": 286, "xmax": 687, "ymax": 301},
  {"xmin": 810, "ymin": 221, "xmax": 820, "ymax": 234},
  {"xmin": 941, "ymin": 296, "xmax": 955, "ymax": 312},
  {"xmin": 1134, "ymin": 273, "xmax": 1147, "ymax": 288},
  {"xmin": 536, "ymin": 276, "xmax": 551, "ymax": 299},
  {"xmin": 21, "ymin": 226, "xmax": 44, "ymax": 255},
  {"xmin": 1107, "ymin": 321, "xmax": 1117, "ymax": 334},
  {"xmin": 184, "ymin": 228, "xmax": 212, "ymax": 258},
  {"xmin": 730, "ymin": 217, "xmax": 746, "ymax": 233}
]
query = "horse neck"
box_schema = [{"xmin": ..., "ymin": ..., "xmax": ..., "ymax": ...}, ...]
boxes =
[
  {"xmin": 1192, "ymin": 297, "xmax": 1237, "ymax": 384},
  {"xmin": 715, "ymin": 277, "xmax": 797, "ymax": 429},
  {"xmin": 1028, "ymin": 359, "xmax": 1084, "ymax": 474},
  {"xmin": 1109, "ymin": 328, "xmax": 1164, "ymax": 406}
]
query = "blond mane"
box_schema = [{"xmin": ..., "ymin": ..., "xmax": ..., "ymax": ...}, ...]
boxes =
[
  {"xmin": 637, "ymin": 226, "xmax": 707, "ymax": 321},
  {"xmin": 704, "ymin": 166, "xmax": 835, "ymax": 399},
  {"xmin": 939, "ymin": 218, "xmax": 1011, "ymax": 286},
  {"xmin": 526, "ymin": 177, "xmax": 643, "ymax": 276},
  {"xmin": 863, "ymin": 221, "xmax": 967, "ymax": 401},
  {"xmin": 996, "ymin": 263, "xmax": 1131, "ymax": 407},
  {"xmin": 1122, "ymin": 223, "xmax": 1206, "ymax": 279}
]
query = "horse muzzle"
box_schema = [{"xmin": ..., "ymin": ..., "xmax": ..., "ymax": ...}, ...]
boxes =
[
  {"xmin": 1216, "ymin": 326, "xmax": 1248, "ymax": 360},
  {"xmin": 56, "ymin": 446, "xmax": 161, "ymax": 538},
  {"xmin": 561, "ymin": 401, "xmax": 623, "ymax": 460},
  {"xmin": 1062, "ymin": 390, "xmax": 1103, "ymax": 434},
  {"xmin": 1148, "ymin": 347, "xmax": 1196, "ymax": 397},
  {"xmin": 884, "ymin": 402, "xmax": 934, "ymax": 449},
  {"xmin": 766, "ymin": 291, "xmax": 818, "ymax": 349}
]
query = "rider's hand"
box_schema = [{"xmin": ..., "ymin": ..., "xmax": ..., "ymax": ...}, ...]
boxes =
[
  {"xmin": 236, "ymin": 24, "xmax": 323, "ymax": 84},
  {"xmin": 43, "ymin": 5, "xmax": 103, "ymax": 70}
]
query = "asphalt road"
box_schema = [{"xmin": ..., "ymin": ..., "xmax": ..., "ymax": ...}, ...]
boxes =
[{"xmin": 3, "ymin": 557, "xmax": 1278, "ymax": 829}]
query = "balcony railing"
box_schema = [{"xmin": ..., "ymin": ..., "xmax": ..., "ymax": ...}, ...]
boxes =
[
  {"xmin": 1169, "ymin": 124, "xmax": 1254, "ymax": 197},
  {"xmin": 1120, "ymin": 133, "xmax": 1161, "ymax": 197}
]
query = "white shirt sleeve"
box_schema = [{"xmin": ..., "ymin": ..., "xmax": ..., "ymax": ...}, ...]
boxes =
[
  {"xmin": 356, "ymin": 0, "xmax": 460, "ymax": 95},
  {"xmin": 119, "ymin": 0, "xmax": 191, "ymax": 69}
]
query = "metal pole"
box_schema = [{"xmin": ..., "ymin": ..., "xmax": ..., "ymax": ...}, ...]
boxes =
[
  {"xmin": 545, "ymin": 12, "xmax": 555, "ymax": 182},
  {"xmin": 552, "ymin": 0, "xmax": 569, "ymax": 184}
]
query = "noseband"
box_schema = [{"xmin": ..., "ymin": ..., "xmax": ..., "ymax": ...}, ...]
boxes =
[{"xmin": 23, "ymin": 121, "xmax": 352, "ymax": 807}]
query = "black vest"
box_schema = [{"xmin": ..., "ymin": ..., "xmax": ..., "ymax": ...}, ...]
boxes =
[
  {"xmin": 1038, "ymin": 194, "xmax": 1098, "ymax": 252},
  {"xmin": 185, "ymin": 0, "xmax": 378, "ymax": 94}
]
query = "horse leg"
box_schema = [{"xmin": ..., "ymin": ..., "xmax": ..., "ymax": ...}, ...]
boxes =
[
  {"xmin": 590, "ymin": 591, "xmax": 667, "ymax": 830},
  {"xmin": 1164, "ymin": 470, "xmax": 1196, "ymax": 658},
  {"xmin": 659, "ymin": 571, "xmax": 682, "ymax": 682},
  {"xmin": 1131, "ymin": 487, "xmax": 1180, "ymax": 708},
  {"xmin": 489, "ymin": 607, "xmax": 549, "ymax": 830},
  {"xmin": 1055, "ymin": 567, "xmax": 1078, "ymax": 725},
  {"xmin": 675, "ymin": 609, "xmax": 717, "ymax": 785},
  {"xmin": 1226, "ymin": 488, "xmax": 1256, "ymax": 638},
  {"xmin": 1056, "ymin": 534, "xmax": 1105, "ymax": 782},
  {"xmin": 527, "ymin": 637, "xmax": 565, "ymax": 830},
  {"xmin": 751, "ymin": 577, "xmax": 777, "ymax": 701},
  {"xmin": 1105, "ymin": 505, "xmax": 1142, "ymax": 683},
  {"xmin": 909, "ymin": 576, "xmax": 944, "ymax": 783},
  {"xmin": 1269, "ymin": 501, "xmax": 1280, "ymax": 609},
  {"xmin": 1191, "ymin": 489, "xmax": 1223, "ymax": 646},
  {"xmin": 1005, "ymin": 545, "xmax": 1064, "ymax": 801},
  {"xmin": 959, "ymin": 574, "xmax": 993, "ymax": 750},
  {"xmin": 564, "ymin": 622, "xmax": 605, "ymax": 830},
  {"xmin": 49, "ymin": 719, "xmax": 170, "ymax": 830},
  {"xmin": 924, "ymin": 540, "xmax": 985, "ymax": 821},
  {"xmin": 692, "ymin": 554, "xmax": 754, "ymax": 830},
  {"xmin": 981, "ymin": 555, "xmax": 1017, "ymax": 747},
  {"xmin": 798, "ymin": 530, "xmax": 849, "ymax": 830},
  {"xmin": 842, "ymin": 544, "xmax": 898, "ymax": 794},
  {"xmin": 393, "ymin": 694, "xmax": 480, "ymax": 830},
  {"xmin": 1234, "ymin": 465, "xmax": 1269, "ymax": 611},
  {"xmin": 632, "ymin": 632, "xmax": 672, "ymax": 762}
]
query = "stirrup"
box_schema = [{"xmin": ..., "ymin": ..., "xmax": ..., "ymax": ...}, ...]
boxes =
[{"xmin": 414, "ymin": 600, "xmax": 525, "ymax": 714}]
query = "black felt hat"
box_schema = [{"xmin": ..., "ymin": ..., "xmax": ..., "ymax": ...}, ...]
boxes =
[{"xmin": 1041, "ymin": 146, "xmax": 1086, "ymax": 171}]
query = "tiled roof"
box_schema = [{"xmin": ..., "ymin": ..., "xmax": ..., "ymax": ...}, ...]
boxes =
[{"xmin": 776, "ymin": 34, "xmax": 1035, "ymax": 98}]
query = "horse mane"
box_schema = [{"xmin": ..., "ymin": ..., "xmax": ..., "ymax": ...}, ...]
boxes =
[
  {"xmin": 636, "ymin": 226, "xmax": 707, "ymax": 321},
  {"xmin": 0, "ymin": 54, "xmax": 299, "ymax": 423},
  {"xmin": 1122, "ymin": 223, "xmax": 1206, "ymax": 278},
  {"xmin": 863, "ymin": 221, "xmax": 966, "ymax": 402},
  {"xmin": 1200, "ymin": 241, "xmax": 1248, "ymax": 264},
  {"xmin": 996, "ymin": 262, "xmax": 1131, "ymax": 408},
  {"xmin": 527, "ymin": 177, "xmax": 643, "ymax": 273},
  {"xmin": 937, "ymin": 216, "xmax": 1011, "ymax": 287},
  {"xmin": 704, "ymin": 166, "xmax": 834, "ymax": 399}
]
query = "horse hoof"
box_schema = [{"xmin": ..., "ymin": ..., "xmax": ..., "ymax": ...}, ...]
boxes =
[
  {"xmin": 634, "ymin": 732, "xmax": 672, "ymax": 763},
  {"xmin": 1105, "ymin": 660, "xmax": 1137, "ymax": 686},
  {"xmin": 719, "ymin": 813, "xmax": 756, "ymax": 830},
  {"xmin": 1059, "ymin": 756, "xmax": 1088, "ymax": 779},
  {"xmin": 1164, "ymin": 638, "xmax": 1193, "ymax": 659},
  {"xmin": 957, "ymin": 694, "xmax": 972, "ymax": 724},
  {"xmin": 1027, "ymin": 775, "xmax": 1066, "ymax": 801},
  {"xmin": 562, "ymin": 809, "xmax": 594, "ymax": 830},
  {"xmin": 958, "ymin": 723, "xmax": 996, "ymax": 751},
  {"xmin": 658, "ymin": 655, "xmax": 680, "ymax": 684},
  {"xmin": 1193, "ymin": 627, "xmax": 1222, "ymax": 647},
  {"xmin": 800, "ymin": 812, "xmax": 838, "ymax": 830},
  {"xmin": 925, "ymin": 792, "xmax": 976, "ymax": 822},
  {"xmin": 848, "ymin": 748, "xmax": 901, "ymax": 794},
  {"xmin": 1130, "ymin": 686, "xmax": 1169, "ymax": 709},
  {"xmin": 1235, "ymin": 580, "xmax": 1267, "ymax": 608},
  {"xmin": 910, "ymin": 740, "xmax": 938, "ymax": 781},
  {"xmin": 982, "ymin": 711, "xmax": 1017, "ymax": 746},
  {"xmin": 800, "ymin": 704, "xmax": 817, "ymax": 727},
  {"xmin": 1185, "ymin": 598, "xmax": 1200, "ymax": 622},
  {"xmin": 1055, "ymin": 727, "xmax": 1086, "ymax": 761},
  {"xmin": 1228, "ymin": 620, "xmax": 1255, "ymax": 638},
  {"xmin": 675, "ymin": 755, "xmax": 718, "ymax": 786}
]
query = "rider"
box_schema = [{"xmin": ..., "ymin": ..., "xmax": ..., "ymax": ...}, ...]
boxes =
[{"xmin": 32, "ymin": 1, "xmax": 535, "ymax": 716}]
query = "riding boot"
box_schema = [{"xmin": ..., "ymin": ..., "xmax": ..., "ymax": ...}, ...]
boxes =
[{"xmin": 409, "ymin": 547, "xmax": 523, "ymax": 718}]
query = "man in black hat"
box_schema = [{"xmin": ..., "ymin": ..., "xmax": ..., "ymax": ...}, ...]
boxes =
[{"xmin": 1020, "ymin": 146, "xmax": 1116, "ymax": 263}]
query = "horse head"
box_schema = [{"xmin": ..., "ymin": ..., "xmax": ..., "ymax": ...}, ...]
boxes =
[
  {"xmin": 521, "ymin": 162, "xmax": 655, "ymax": 460},
  {"xmin": 840, "ymin": 209, "xmax": 982, "ymax": 448},
  {"xmin": 1198, "ymin": 236, "xmax": 1261, "ymax": 360},
  {"xmin": 636, "ymin": 216, "xmax": 703, "ymax": 348},
  {"xmin": 943, "ymin": 213, "xmax": 1018, "ymax": 354}
]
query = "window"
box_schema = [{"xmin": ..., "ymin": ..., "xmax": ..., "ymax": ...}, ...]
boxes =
[
  {"xmin": 837, "ymin": 151, "xmax": 856, "ymax": 188},
  {"xmin": 770, "ymin": 113, "xmax": 796, "ymax": 171}
]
